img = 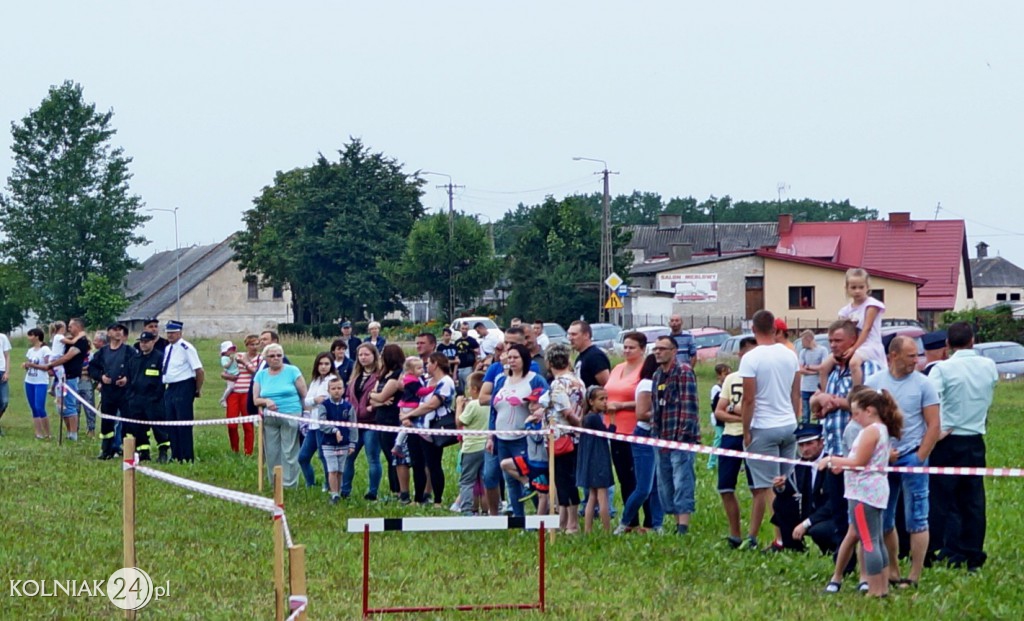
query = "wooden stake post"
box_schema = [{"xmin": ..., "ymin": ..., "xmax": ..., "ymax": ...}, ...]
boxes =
[
  {"xmin": 122, "ymin": 436, "xmax": 137, "ymax": 620},
  {"xmin": 289, "ymin": 544, "xmax": 308, "ymax": 621},
  {"xmin": 273, "ymin": 465, "xmax": 285, "ymax": 621},
  {"xmin": 546, "ymin": 421, "xmax": 557, "ymax": 544},
  {"xmin": 257, "ymin": 418, "xmax": 264, "ymax": 492}
]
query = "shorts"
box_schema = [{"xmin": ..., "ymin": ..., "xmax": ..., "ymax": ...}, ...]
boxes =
[
  {"xmin": 744, "ymin": 423, "xmax": 797, "ymax": 489},
  {"xmin": 323, "ymin": 446, "xmax": 348, "ymax": 474},
  {"xmin": 511, "ymin": 455, "xmax": 548, "ymax": 484},
  {"xmin": 883, "ymin": 450, "xmax": 930, "ymax": 533},
  {"xmin": 717, "ymin": 434, "xmax": 753, "ymax": 493}
]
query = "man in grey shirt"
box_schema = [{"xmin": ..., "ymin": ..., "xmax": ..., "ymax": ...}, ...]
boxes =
[
  {"xmin": 797, "ymin": 330, "xmax": 827, "ymax": 424},
  {"xmin": 865, "ymin": 335, "xmax": 940, "ymax": 587}
]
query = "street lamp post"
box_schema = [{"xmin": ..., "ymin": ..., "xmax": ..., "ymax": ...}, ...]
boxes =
[
  {"xmin": 573, "ymin": 157, "xmax": 617, "ymax": 322},
  {"xmin": 146, "ymin": 207, "xmax": 181, "ymax": 320}
]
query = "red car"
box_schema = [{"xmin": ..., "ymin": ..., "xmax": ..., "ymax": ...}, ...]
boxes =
[{"xmin": 690, "ymin": 327, "xmax": 730, "ymax": 363}]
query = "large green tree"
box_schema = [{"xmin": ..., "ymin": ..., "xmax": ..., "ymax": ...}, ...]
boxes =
[
  {"xmin": 505, "ymin": 196, "xmax": 632, "ymax": 326},
  {"xmin": 0, "ymin": 263, "xmax": 30, "ymax": 333},
  {"xmin": 386, "ymin": 213, "xmax": 501, "ymax": 321},
  {"xmin": 232, "ymin": 139, "xmax": 425, "ymax": 323},
  {"xmin": 0, "ymin": 81, "xmax": 148, "ymax": 320}
]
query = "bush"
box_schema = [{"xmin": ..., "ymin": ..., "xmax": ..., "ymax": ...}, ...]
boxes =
[{"xmin": 940, "ymin": 306, "xmax": 1024, "ymax": 344}]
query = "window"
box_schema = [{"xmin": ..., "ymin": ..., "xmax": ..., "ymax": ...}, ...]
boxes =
[
  {"xmin": 247, "ymin": 280, "xmax": 259, "ymax": 300},
  {"xmin": 997, "ymin": 293, "xmax": 1007, "ymax": 301},
  {"xmin": 872, "ymin": 289, "xmax": 885, "ymax": 303},
  {"xmin": 745, "ymin": 277, "xmax": 764, "ymax": 289},
  {"xmin": 1012, "ymin": 293, "xmax": 1022, "ymax": 301},
  {"xmin": 272, "ymin": 285, "xmax": 283, "ymax": 300},
  {"xmin": 788, "ymin": 286, "xmax": 815, "ymax": 309}
]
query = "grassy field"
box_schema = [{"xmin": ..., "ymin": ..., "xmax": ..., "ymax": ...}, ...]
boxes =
[{"xmin": 2, "ymin": 337, "xmax": 1024, "ymax": 620}]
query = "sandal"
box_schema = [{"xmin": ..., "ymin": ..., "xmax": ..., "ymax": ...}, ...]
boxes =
[
  {"xmin": 823, "ymin": 581, "xmax": 842, "ymax": 594},
  {"xmin": 858, "ymin": 581, "xmax": 869, "ymax": 592}
]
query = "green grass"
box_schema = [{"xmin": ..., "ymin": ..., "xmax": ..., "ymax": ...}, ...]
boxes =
[{"xmin": 2, "ymin": 338, "xmax": 1024, "ymax": 619}]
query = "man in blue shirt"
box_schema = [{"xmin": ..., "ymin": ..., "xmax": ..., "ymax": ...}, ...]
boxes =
[
  {"xmin": 927, "ymin": 322, "xmax": 998, "ymax": 572},
  {"xmin": 668, "ymin": 314, "xmax": 697, "ymax": 366}
]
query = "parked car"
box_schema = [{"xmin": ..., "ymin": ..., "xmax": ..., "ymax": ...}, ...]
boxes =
[
  {"xmin": 691, "ymin": 328, "xmax": 730, "ymax": 362},
  {"xmin": 974, "ymin": 341, "xmax": 1024, "ymax": 379},
  {"xmin": 542, "ymin": 322, "xmax": 568, "ymax": 347},
  {"xmin": 613, "ymin": 326, "xmax": 670, "ymax": 356},
  {"xmin": 715, "ymin": 332, "xmax": 753, "ymax": 363},
  {"xmin": 882, "ymin": 318, "xmax": 926, "ymax": 330},
  {"xmin": 880, "ymin": 326, "xmax": 926, "ymax": 370},
  {"xmin": 591, "ymin": 323, "xmax": 623, "ymax": 352},
  {"xmin": 449, "ymin": 317, "xmax": 504, "ymax": 343}
]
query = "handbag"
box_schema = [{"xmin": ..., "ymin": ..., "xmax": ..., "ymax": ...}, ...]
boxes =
[
  {"xmin": 553, "ymin": 433, "xmax": 575, "ymax": 456},
  {"xmin": 429, "ymin": 412, "xmax": 459, "ymax": 448}
]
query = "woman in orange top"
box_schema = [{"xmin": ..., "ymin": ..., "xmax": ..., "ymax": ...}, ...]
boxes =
[{"xmin": 604, "ymin": 331, "xmax": 650, "ymax": 529}]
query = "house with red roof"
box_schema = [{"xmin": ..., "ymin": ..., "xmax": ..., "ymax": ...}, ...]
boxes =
[{"xmin": 774, "ymin": 212, "xmax": 972, "ymax": 326}]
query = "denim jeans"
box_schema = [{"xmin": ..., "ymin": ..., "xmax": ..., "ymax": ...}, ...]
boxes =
[
  {"xmin": 495, "ymin": 437, "xmax": 528, "ymax": 517},
  {"xmin": 0, "ymin": 377, "xmax": 9, "ymax": 416},
  {"xmin": 342, "ymin": 429, "xmax": 383, "ymax": 497},
  {"xmin": 61, "ymin": 378, "xmax": 81, "ymax": 418},
  {"xmin": 800, "ymin": 390, "xmax": 815, "ymax": 425},
  {"xmin": 656, "ymin": 449, "xmax": 696, "ymax": 515},
  {"xmin": 884, "ymin": 451, "xmax": 930, "ymax": 533},
  {"xmin": 620, "ymin": 427, "xmax": 664, "ymax": 529},
  {"xmin": 298, "ymin": 428, "xmax": 326, "ymax": 488}
]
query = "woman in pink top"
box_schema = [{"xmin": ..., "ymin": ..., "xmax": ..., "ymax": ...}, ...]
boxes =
[{"xmin": 604, "ymin": 331, "xmax": 649, "ymax": 529}]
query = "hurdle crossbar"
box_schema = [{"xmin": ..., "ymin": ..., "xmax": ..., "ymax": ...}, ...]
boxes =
[{"xmin": 349, "ymin": 515, "xmax": 557, "ymax": 618}]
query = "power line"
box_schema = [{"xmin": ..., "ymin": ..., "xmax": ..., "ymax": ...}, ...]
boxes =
[{"xmin": 464, "ymin": 175, "xmax": 597, "ymax": 195}]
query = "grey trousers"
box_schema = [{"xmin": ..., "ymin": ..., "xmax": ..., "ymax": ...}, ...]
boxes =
[{"xmin": 264, "ymin": 414, "xmax": 301, "ymax": 489}]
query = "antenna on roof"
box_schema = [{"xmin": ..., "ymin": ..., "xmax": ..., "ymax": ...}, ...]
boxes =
[{"xmin": 934, "ymin": 202, "xmax": 941, "ymax": 219}]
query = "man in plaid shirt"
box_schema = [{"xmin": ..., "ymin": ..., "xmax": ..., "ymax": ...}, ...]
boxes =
[
  {"xmin": 651, "ymin": 336, "xmax": 701, "ymax": 535},
  {"xmin": 811, "ymin": 320, "xmax": 881, "ymax": 548}
]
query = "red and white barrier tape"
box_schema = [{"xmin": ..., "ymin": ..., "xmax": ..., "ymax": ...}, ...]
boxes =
[
  {"xmin": 123, "ymin": 453, "xmax": 295, "ymax": 543},
  {"xmin": 286, "ymin": 596, "xmax": 308, "ymax": 621},
  {"xmin": 554, "ymin": 424, "xmax": 1024, "ymax": 478},
  {"xmin": 262, "ymin": 410, "xmax": 551, "ymax": 437},
  {"xmin": 63, "ymin": 384, "xmax": 261, "ymax": 427}
]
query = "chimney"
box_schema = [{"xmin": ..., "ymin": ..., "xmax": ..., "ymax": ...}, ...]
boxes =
[
  {"xmin": 657, "ymin": 213, "xmax": 682, "ymax": 230},
  {"xmin": 889, "ymin": 212, "xmax": 911, "ymax": 224},
  {"xmin": 976, "ymin": 241, "xmax": 989, "ymax": 259},
  {"xmin": 777, "ymin": 213, "xmax": 793, "ymax": 235},
  {"xmin": 669, "ymin": 243, "xmax": 693, "ymax": 263}
]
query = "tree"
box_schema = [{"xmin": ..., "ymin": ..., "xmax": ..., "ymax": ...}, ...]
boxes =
[
  {"xmin": 0, "ymin": 81, "xmax": 148, "ymax": 321},
  {"xmin": 386, "ymin": 213, "xmax": 502, "ymax": 321},
  {"xmin": 0, "ymin": 263, "xmax": 30, "ymax": 333},
  {"xmin": 77, "ymin": 273, "xmax": 131, "ymax": 328},
  {"xmin": 232, "ymin": 139, "xmax": 425, "ymax": 323},
  {"xmin": 505, "ymin": 196, "xmax": 632, "ymax": 326}
]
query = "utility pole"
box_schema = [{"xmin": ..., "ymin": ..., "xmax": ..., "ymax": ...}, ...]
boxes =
[
  {"xmin": 574, "ymin": 157, "xmax": 619, "ymax": 322},
  {"xmin": 423, "ymin": 171, "xmax": 463, "ymax": 321}
]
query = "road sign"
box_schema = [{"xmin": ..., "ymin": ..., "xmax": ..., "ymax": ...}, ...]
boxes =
[
  {"xmin": 604, "ymin": 272, "xmax": 623, "ymax": 290},
  {"xmin": 604, "ymin": 292, "xmax": 623, "ymax": 310},
  {"xmin": 616, "ymin": 284, "xmax": 629, "ymax": 298}
]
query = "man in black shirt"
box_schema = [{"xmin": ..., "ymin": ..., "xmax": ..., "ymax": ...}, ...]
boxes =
[
  {"xmin": 438, "ymin": 327, "xmax": 459, "ymax": 368},
  {"xmin": 568, "ymin": 320, "xmax": 610, "ymax": 388},
  {"xmin": 339, "ymin": 321, "xmax": 362, "ymax": 358},
  {"xmin": 454, "ymin": 322, "xmax": 481, "ymax": 394},
  {"xmin": 125, "ymin": 331, "xmax": 168, "ymax": 462},
  {"xmin": 135, "ymin": 317, "xmax": 170, "ymax": 353},
  {"xmin": 90, "ymin": 324, "xmax": 131, "ymax": 459},
  {"xmin": 46, "ymin": 317, "xmax": 91, "ymax": 442}
]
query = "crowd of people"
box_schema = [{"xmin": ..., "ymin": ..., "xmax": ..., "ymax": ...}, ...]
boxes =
[{"xmin": 0, "ymin": 266, "xmax": 1003, "ymax": 595}]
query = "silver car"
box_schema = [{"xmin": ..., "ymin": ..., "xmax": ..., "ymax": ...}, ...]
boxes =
[{"xmin": 974, "ymin": 341, "xmax": 1024, "ymax": 379}]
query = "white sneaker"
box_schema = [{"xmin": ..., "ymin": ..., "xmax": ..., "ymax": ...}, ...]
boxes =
[
  {"xmin": 613, "ymin": 524, "xmax": 628, "ymax": 535},
  {"xmin": 449, "ymin": 502, "xmax": 460, "ymax": 513}
]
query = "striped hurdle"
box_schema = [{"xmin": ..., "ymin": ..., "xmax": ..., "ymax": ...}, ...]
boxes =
[{"xmin": 349, "ymin": 515, "xmax": 559, "ymax": 618}]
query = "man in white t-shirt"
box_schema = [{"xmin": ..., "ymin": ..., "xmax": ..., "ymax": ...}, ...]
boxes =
[
  {"xmin": 739, "ymin": 309, "xmax": 800, "ymax": 550},
  {"xmin": 0, "ymin": 331, "xmax": 11, "ymax": 432}
]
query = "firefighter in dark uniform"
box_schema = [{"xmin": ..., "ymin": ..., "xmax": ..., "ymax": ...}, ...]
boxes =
[
  {"xmin": 162, "ymin": 320, "xmax": 204, "ymax": 463},
  {"xmin": 89, "ymin": 323, "xmax": 131, "ymax": 460},
  {"xmin": 135, "ymin": 317, "xmax": 170, "ymax": 353},
  {"xmin": 126, "ymin": 331, "xmax": 168, "ymax": 462}
]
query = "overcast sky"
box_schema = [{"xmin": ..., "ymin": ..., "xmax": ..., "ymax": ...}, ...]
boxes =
[{"xmin": 3, "ymin": 2, "xmax": 1023, "ymax": 268}]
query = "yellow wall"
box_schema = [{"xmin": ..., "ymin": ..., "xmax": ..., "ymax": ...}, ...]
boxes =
[{"xmin": 763, "ymin": 258, "xmax": 919, "ymax": 328}]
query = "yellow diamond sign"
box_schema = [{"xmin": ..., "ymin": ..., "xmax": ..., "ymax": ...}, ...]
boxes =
[{"xmin": 604, "ymin": 272, "xmax": 623, "ymax": 290}]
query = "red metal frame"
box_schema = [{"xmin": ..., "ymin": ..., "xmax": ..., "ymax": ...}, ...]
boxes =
[{"xmin": 361, "ymin": 523, "xmax": 547, "ymax": 618}]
